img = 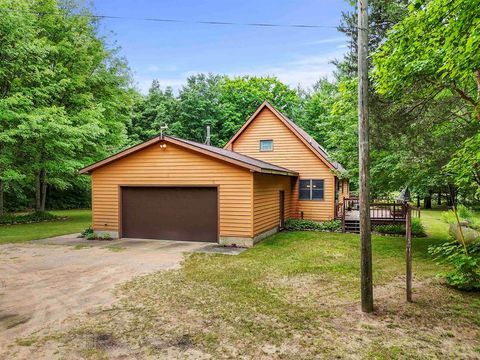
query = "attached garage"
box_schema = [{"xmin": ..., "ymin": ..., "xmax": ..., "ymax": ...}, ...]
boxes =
[
  {"xmin": 80, "ymin": 135, "xmax": 297, "ymax": 247},
  {"xmin": 121, "ymin": 186, "xmax": 218, "ymax": 242}
]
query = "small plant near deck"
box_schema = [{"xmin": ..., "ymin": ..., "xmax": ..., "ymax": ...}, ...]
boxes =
[
  {"xmin": 374, "ymin": 218, "xmax": 427, "ymax": 237},
  {"xmin": 285, "ymin": 218, "xmax": 341, "ymax": 232},
  {"xmin": 429, "ymin": 241, "xmax": 480, "ymax": 291},
  {"xmin": 0, "ymin": 211, "xmax": 65, "ymax": 226}
]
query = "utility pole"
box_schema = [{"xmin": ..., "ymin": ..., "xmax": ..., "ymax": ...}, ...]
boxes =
[{"xmin": 358, "ymin": 0, "xmax": 373, "ymax": 313}]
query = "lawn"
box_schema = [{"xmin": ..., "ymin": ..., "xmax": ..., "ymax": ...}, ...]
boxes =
[
  {"xmin": 20, "ymin": 209, "xmax": 480, "ymax": 359},
  {"xmin": 0, "ymin": 209, "xmax": 92, "ymax": 244}
]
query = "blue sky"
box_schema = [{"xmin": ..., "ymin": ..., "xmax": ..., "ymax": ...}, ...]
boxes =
[{"xmin": 92, "ymin": 0, "xmax": 351, "ymax": 93}]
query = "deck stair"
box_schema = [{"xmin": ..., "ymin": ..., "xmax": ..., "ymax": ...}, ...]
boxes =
[{"xmin": 344, "ymin": 219, "xmax": 360, "ymax": 233}]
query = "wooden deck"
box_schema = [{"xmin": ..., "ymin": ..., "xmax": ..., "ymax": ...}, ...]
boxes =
[{"xmin": 336, "ymin": 198, "xmax": 420, "ymax": 232}]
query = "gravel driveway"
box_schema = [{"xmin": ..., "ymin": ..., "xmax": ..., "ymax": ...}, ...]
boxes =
[{"xmin": 0, "ymin": 235, "xmax": 217, "ymax": 355}]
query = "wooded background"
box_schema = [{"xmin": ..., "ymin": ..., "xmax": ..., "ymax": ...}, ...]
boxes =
[{"xmin": 1, "ymin": 0, "xmax": 478, "ymax": 214}]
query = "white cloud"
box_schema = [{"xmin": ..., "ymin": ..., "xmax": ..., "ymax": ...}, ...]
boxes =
[
  {"xmin": 301, "ymin": 37, "xmax": 346, "ymax": 46},
  {"xmin": 134, "ymin": 49, "xmax": 347, "ymax": 94},
  {"xmin": 231, "ymin": 50, "xmax": 346, "ymax": 89}
]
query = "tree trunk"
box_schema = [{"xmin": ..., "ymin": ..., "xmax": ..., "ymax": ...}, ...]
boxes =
[
  {"xmin": 437, "ymin": 192, "xmax": 442, "ymax": 206},
  {"xmin": 357, "ymin": 0, "xmax": 373, "ymax": 313},
  {"xmin": 476, "ymin": 70, "xmax": 480, "ymax": 121},
  {"xmin": 424, "ymin": 192, "xmax": 432, "ymax": 209},
  {"xmin": 0, "ymin": 180, "xmax": 4, "ymax": 216},
  {"xmin": 41, "ymin": 180, "xmax": 47, "ymax": 212},
  {"xmin": 417, "ymin": 194, "xmax": 421, "ymax": 208},
  {"xmin": 447, "ymin": 185, "xmax": 456, "ymax": 207},
  {"xmin": 35, "ymin": 171, "xmax": 41, "ymax": 211},
  {"xmin": 35, "ymin": 169, "xmax": 47, "ymax": 212}
]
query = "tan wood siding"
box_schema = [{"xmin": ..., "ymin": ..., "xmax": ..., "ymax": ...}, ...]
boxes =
[
  {"xmin": 253, "ymin": 173, "xmax": 293, "ymax": 235},
  {"xmin": 91, "ymin": 142, "xmax": 253, "ymax": 237},
  {"xmin": 339, "ymin": 179, "xmax": 349, "ymax": 203},
  {"xmin": 231, "ymin": 107, "xmax": 335, "ymax": 221}
]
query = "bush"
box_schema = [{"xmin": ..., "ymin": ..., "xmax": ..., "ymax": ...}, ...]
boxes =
[
  {"xmin": 84, "ymin": 230, "xmax": 113, "ymax": 241},
  {"xmin": 285, "ymin": 218, "xmax": 341, "ymax": 232},
  {"xmin": 80, "ymin": 226, "xmax": 94, "ymax": 238},
  {"xmin": 429, "ymin": 241, "xmax": 480, "ymax": 291},
  {"xmin": 85, "ymin": 232, "xmax": 98, "ymax": 240},
  {"xmin": 374, "ymin": 218, "xmax": 427, "ymax": 237},
  {"xmin": 101, "ymin": 233, "xmax": 112, "ymax": 240},
  {"xmin": 442, "ymin": 205, "xmax": 479, "ymax": 229},
  {"xmin": 0, "ymin": 211, "xmax": 65, "ymax": 225}
]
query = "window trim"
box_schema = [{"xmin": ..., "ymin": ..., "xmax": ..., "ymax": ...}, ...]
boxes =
[
  {"xmin": 259, "ymin": 139, "xmax": 273, "ymax": 152},
  {"xmin": 299, "ymin": 179, "xmax": 325, "ymax": 201}
]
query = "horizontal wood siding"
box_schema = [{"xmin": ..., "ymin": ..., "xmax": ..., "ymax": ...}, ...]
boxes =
[
  {"xmin": 253, "ymin": 173, "xmax": 293, "ymax": 235},
  {"xmin": 231, "ymin": 107, "xmax": 335, "ymax": 221},
  {"xmin": 339, "ymin": 179, "xmax": 349, "ymax": 203},
  {"xmin": 91, "ymin": 143, "xmax": 253, "ymax": 237}
]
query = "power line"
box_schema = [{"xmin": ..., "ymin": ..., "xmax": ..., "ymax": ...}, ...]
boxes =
[{"xmin": 1, "ymin": 8, "xmax": 339, "ymax": 29}]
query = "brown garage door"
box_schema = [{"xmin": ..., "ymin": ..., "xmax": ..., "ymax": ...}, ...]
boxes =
[{"xmin": 121, "ymin": 187, "xmax": 218, "ymax": 242}]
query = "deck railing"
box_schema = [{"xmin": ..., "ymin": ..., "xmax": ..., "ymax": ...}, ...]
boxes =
[{"xmin": 337, "ymin": 197, "xmax": 421, "ymax": 232}]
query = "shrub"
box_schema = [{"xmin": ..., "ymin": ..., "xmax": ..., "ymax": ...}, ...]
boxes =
[
  {"xmin": 101, "ymin": 233, "xmax": 112, "ymax": 240},
  {"xmin": 0, "ymin": 211, "xmax": 64, "ymax": 225},
  {"xmin": 442, "ymin": 205, "xmax": 479, "ymax": 229},
  {"xmin": 84, "ymin": 230, "xmax": 113, "ymax": 241},
  {"xmin": 81, "ymin": 226, "xmax": 94, "ymax": 238},
  {"xmin": 374, "ymin": 218, "xmax": 427, "ymax": 237},
  {"xmin": 285, "ymin": 219, "xmax": 341, "ymax": 232},
  {"xmin": 429, "ymin": 241, "xmax": 480, "ymax": 291},
  {"xmin": 85, "ymin": 232, "xmax": 98, "ymax": 240}
]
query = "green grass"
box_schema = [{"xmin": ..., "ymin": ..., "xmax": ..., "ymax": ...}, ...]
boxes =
[
  {"xmin": 38, "ymin": 209, "xmax": 479, "ymax": 359},
  {"xmin": 0, "ymin": 209, "xmax": 91, "ymax": 244}
]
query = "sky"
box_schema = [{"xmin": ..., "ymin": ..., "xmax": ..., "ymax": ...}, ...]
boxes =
[{"xmin": 91, "ymin": 0, "xmax": 351, "ymax": 93}]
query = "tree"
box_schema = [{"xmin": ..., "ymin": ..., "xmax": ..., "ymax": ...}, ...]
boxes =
[
  {"xmin": 175, "ymin": 73, "xmax": 227, "ymax": 146},
  {"xmin": 0, "ymin": 0, "xmax": 41, "ymax": 214},
  {"xmin": 220, "ymin": 76, "xmax": 300, "ymax": 144},
  {"xmin": 373, "ymin": 0, "xmax": 480, "ymax": 201},
  {"xmin": 129, "ymin": 81, "xmax": 179, "ymax": 142},
  {"xmin": 0, "ymin": 0, "xmax": 134, "ymax": 212}
]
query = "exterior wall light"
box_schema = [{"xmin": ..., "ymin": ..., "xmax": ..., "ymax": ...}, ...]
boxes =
[{"xmin": 159, "ymin": 143, "xmax": 167, "ymax": 149}]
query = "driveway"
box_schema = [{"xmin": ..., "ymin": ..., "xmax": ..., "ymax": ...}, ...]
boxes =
[{"xmin": 0, "ymin": 234, "xmax": 236, "ymax": 354}]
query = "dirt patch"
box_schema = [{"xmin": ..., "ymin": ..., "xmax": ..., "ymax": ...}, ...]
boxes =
[{"xmin": 0, "ymin": 240, "xmax": 208, "ymax": 358}]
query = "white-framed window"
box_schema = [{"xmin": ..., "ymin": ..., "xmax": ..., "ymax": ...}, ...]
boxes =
[
  {"xmin": 299, "ymin": 179, "xmax": 324, "ymax": 200},
  {"xmin": 259, "ymin": 139, "xmax": 273, "ymax": 152}
]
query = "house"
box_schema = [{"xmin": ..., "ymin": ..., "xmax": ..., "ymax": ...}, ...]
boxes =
[{"xmin": 79, "ymin": 101, "xmax": 349, "ymax": 247}]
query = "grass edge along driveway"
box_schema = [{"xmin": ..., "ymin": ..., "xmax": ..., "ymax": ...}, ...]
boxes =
[{"xmin": 0, "ymin": 209, "xmax": 91, "ymax": 244}]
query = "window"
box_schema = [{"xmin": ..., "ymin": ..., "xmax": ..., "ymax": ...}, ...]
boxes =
[
  {"xmin": 259, "ymin": 140, "xmax": 273, "ymax": 152},
  {"xmin": 299, "ymin": 179, "xmax": 324, "ymax": 200}
]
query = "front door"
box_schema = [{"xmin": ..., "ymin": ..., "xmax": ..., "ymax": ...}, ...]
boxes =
[{"xmin": 279, "ymin": 190, "xmax": 285, "ymax": 230}]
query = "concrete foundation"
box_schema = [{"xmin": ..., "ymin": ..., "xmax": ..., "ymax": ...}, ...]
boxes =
[{"xmin": 219, "ymin": 226, "xmax": 279, "ymax": 248}]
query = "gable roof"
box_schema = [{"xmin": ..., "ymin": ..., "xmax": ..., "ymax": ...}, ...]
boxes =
[
  {"xmin": 79, "ymin": 135, "xmax": 298, "ymax": 176},
  {"xmin": 225, "ymin": 101, "xmax": 346, "ymax": 173}
]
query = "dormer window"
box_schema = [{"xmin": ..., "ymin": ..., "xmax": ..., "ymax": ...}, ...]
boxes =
[{"xmin": 260, "ymin": 140, "xmax": 273, "ymax": 152}]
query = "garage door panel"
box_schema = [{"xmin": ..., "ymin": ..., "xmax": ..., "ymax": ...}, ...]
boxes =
[{"xmin": 121, "ymin": 187, "xmax": 218, "ymax": 242}]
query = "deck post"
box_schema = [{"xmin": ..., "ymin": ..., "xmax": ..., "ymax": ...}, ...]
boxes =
[
  {"xmin": 406, "ymin": 204, "xmax": 412, "ymax": 302},
  {"xmin": 342, "ymin": 197, "xmax": 346, "ymax": 232}
]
